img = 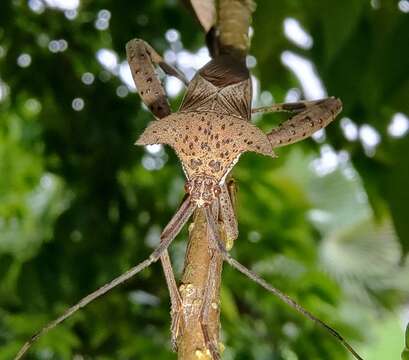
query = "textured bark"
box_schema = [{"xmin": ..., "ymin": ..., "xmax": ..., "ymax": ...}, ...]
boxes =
[
  {"xmin": 177, "ymin": 208, "xmax": 224, "ymax": 360},
  {"xmin": 218, "ymin": 0, "xmax": 255, "ymax": 57},
  {"xmin": 177, "ymin": 181, "xmax": 237, "ymax": 360}
]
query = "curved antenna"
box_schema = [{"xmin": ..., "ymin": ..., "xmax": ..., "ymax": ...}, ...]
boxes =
[
  {"xmin": 15, "ymin": 197, "xmax": 196, "ymax": 360},
  {"xmin": 204, "ymin": 206, "xmax": 364, "ymax": 360}
]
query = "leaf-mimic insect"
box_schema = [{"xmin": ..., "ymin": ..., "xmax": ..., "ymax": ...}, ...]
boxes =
[{"xmin": 15, "ymin": 39, "xmax": 363, "ymax": 360}]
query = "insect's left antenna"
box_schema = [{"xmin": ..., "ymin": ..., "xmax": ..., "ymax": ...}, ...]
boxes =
[
  {"xmin": 204, "ymin": 206, "xmax": 365, "ymax": 360},
  {"xmin": 14, "ymin": 196, "xmax": 196, "ymax": 360}
]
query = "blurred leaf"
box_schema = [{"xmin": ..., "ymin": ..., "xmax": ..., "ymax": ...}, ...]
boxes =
[
  {"xmin": 1, "ymin": 0, "xmax": 409, "ymax": 359},
  {"xmin": 383, "ymin": 137, "xmax": 409, "ymax": 256},
  {"xmin": 359, "ymin": 313, "xmax": 405, "ymax": 360},
  {"xmin": 221, "ymin": 285, "xmax": 239, "ymax": 322},
  {"xmin": 304, "ymin": 0, "xmax": 367, "ymax": 65},
  {"xmin": 403, "ymin": 323, "xmax": 409, "ymax": 360}
]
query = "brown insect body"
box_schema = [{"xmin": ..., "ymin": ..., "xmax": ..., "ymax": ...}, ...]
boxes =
[{"xmin": 136, "ymin": 55, "xmax": 274, "ymax": 207}]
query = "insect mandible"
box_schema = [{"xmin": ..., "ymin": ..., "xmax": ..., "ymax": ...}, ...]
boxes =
[{"xmin": 15, "ymin": 39, "xmax": 363, "ymax": 360}]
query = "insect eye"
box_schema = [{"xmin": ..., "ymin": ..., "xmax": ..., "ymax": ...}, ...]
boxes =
[
  {"xmin": 214, "ymin": 185, "xmax": 221, "ymax": 196},
  {"xmin": 184, "ymin": 182, "xmax": 191, "ymax": 193}
]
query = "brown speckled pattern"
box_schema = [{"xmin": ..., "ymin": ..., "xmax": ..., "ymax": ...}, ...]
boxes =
[
  {"xmin": 136, "ymin": 111, "xmax": 275, "ymax": 183},
  {"xmin": 268, "ymin": 97, "xmax": 342, "ymax": 148}
]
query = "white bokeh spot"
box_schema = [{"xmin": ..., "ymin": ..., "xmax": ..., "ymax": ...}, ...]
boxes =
[
  {"xmin": 281, "ymin": 51, "xmax": 326, "ymax": 100},
  {"xmin": 283, "ymin": 18, "xmax": 313, "ymax": 49},
  {"xmin": 44, "ymin": 0, "xmax": 80, "ymax": 10},
  {"xmin": 96, "ymin": 49, "xmax": 118, "ymax": 72},
  {"xmin": 388, "ymin": 113, "xmax": 409, "ymax": 138}
]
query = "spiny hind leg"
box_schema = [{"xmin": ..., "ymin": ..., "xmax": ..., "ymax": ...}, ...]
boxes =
[
  {"xmin": 256, "ymin": 97, "xmax": 342, "ymax": 148},
  {"xmin": 126, "ymin": 39, "xmax": 189, "ymax": 118}
]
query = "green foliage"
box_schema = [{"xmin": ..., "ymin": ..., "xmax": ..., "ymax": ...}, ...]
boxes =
[
  {"xmin": 403, "ymin": 323, "xmax": 409, "ymax": 360},
  {"xmin": 0, "ymin": 0, "xmax": 408, "ymax": 359}
]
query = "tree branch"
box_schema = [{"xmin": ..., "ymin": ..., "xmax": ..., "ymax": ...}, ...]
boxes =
[
  {"xmin": 218, "ymin": 0, "xmax": 255, "ymax": 57},
  {"xmin": 177, "ymin": 208, "xmax": 224, "ymax": 360}
]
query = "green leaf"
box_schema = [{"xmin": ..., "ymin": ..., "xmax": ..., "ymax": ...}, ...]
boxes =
[
  {"xmin": 384, "ymin": 137, "xmax": 409, "ymax": 256},
  {"xmin": 403, "ymin": 323, "xmax": 409, "ymax": 360},
  {"xmin": 305, "ymin": 0, "xmax": 367, "ymax": 65}
]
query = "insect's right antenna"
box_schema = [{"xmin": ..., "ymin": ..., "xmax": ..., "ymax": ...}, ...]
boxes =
[
  {"xmin": 14, "ymin": 197, "xmax": 196, "ymax": 360},
  {"xmin": 204, "ymin": 207, "xmax": 364, "ymax": 360}
]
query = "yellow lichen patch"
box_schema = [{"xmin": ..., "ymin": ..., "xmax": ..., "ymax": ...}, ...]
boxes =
[
  {"xmin": 219, "ymin": 220, "xmax": 236, "ymax": 251},
  {"xmin": 225, "ymin": 236, "xmax": 235, "ymax": 251},
  {"xmin": 195, "ymin": 349, "xmax": 212, "ymax": 359},
  {"xmin": 219, "ymin": 342, "xmax": 226, "ymax": 354},
  {"xmin": 179, "ymin": 283, "xmax": 195, "ymax": 297},
  {"xmin": 179, "ymin": 284, "xmax": 186, "ymax": 294},
  {"xmin": 185, "ymin": 283, "xmax": 195, "ymax": 296},
  {"xmin": 194, "ymin": 350, "xmax": 205, "ymax": 359}
]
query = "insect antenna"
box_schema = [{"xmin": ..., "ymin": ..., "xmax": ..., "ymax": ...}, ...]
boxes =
[
  {"xmin": 14, "ymin": 197, "xmax": 196, "ymax": 360},
  {"xmin": 204, "ymin": 207, "xmax": 364, "ymax": 360}
]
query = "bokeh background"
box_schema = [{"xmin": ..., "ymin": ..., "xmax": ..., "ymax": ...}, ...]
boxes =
[{"xmin": 1, "ymin": 0, "xmax": 409, "ymax": 359}]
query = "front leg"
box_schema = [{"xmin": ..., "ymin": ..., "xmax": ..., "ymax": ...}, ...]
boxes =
[
  {"xmin": 254, "ymin": 97, "xmax": 342, "ymax": 148},
  {"xmin": 126, "ymin": 39, "xmax": 189, "ymax": 119}
]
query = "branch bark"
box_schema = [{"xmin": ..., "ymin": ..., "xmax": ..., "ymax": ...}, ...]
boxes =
[
  {"xmin": 218, "ymin": 0, "xmax": 255, "ymax": 56},
  {"xmin": 177, "ymin": 1, "xmax": 255, "ymax": 359},
  {"xmin": 177, "ymin": 208, "xmax": 224, "ymax": 360},
  {"xmin": 177, "ymin": 181, "xmax": 239, "ymax": 360}
]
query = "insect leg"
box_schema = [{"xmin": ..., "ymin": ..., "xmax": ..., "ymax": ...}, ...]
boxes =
[
  {"xmin": 199, "ymin": 208, "xmax": 222, "ymax": 360},
  {"xmin": 252, "ymin": 99, "xmax": 327, "ymax": 114},
  {"xmin": 160, "ymin": 251, "xmax": 184, "ymax": 351},
  {"xmin": 219, "ymin": 183, "xmax": 238, "ymax": 249},
  {"xmin": 199, "ymin": 249, "xmax": 222, "ymax": 360},
  {"xmin": 14, "ymin": 197, "xmax": 196, "ymax": 360},
  {"xmin": 126, "ymin": 39, "xmax": 189, "ymax": 119},
  {"xmin": 257, "ymin": 97, "xmax": 343, "ymax": 149},
  {"xmin": 204, "ymin": 206, "xmax": 364, "ymax": 360}
]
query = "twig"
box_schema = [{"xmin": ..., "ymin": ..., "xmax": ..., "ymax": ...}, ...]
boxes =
[{"xmin": 177, "ymin": 208, "xmax": 224, "ymax": 359}]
